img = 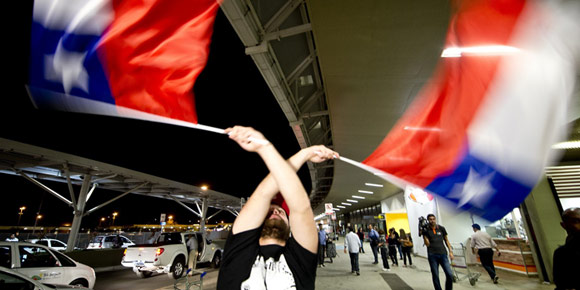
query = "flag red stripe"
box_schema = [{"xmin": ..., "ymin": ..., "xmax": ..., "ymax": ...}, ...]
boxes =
[{"xmin": 99, "ymin": 0, "xmax": 221, "ymax": 124}]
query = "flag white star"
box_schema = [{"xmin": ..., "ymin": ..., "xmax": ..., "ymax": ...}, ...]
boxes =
[
  {"xmin": 448, "ymin": 167, "xmax": 495, "ymax": 209},
  {"xmin": 45, "ymin": 42, "xmax": 89, "ymax": 94}
]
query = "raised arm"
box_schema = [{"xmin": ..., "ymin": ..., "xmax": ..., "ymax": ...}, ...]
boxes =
[{"xmin": 226, "ymin": 126, "xmax": 337, "ymax": 253}]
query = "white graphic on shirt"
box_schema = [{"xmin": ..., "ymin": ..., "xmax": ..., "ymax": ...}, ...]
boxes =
[{"xmin": 241, "ymin": 254, "xmax": 296, "ymax": 290}]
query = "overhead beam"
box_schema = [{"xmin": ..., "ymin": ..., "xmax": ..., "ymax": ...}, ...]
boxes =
[
  {"xmin": 168, "ymin": 194, "xmax": 201, "ymax": 217},
  {"xmin": 264, "ymin": 0, "xmax": 304, "ymax": 33},
  {"xmin": 17, "ymin": 170, "xmax": 73, "ymax": 207},
  {"xmin": 84, "ymin": 182, "xmax": 148, "ymax": 216}
]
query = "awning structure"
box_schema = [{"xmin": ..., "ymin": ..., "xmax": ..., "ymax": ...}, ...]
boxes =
[{"xmin": 0, "ymin": 137, "xmax": 241, "ymax": 250}]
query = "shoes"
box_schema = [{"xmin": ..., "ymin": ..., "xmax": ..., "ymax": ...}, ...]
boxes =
[
  {"xmin": 372, "ymin": 262, "xmax": 378, "ymax": 264},
  {"xmin": 382, "ymin": 268, "xmax": 391, "ymax": 271},
  {"xmin": 351, "ymin": 271, "xmax": 355, "ymax": 274},
  {"xmin": 319, "ymin": 264, "xmax": 326, "ymax": 268},
  {"xmin": 356, "ymin": 271, "xmax": 360, "ymax": 276},
  {"xmin": 493, "ymin": 276, "xmax": 499, "ymax": 284}
]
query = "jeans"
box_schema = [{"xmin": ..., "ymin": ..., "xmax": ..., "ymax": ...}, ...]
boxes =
[
  {"xmin": 349, "ymin": 252, "xmax": 360, "ymax": 272},
  {"xmin": 359, "ymin": 239, "xmax": 365, "ymax": 253},
  {"xmin": 428, "ymin": 253, "xmax": 454, "ymax": 290},
  {"xmin": 380, "ymin": 247, "xmax": 390, "ymax": 269},
  {"xmin": 318, "ymin": 243, "xmax": 326, "ymax": 265},
  {"xmin": 478, "ymin": 248, "xmax": 496, "ymax": 279},
  {"xmin": 397, "ymin": 244, "xmax": 403, "ymax": 259},
  {"xmin": 370, "ymin": 243, "xmax": 379, "ymax": 263},
  {"xmin": 402, "ymin": 246, "xmax": 413, "ymax": 265}
]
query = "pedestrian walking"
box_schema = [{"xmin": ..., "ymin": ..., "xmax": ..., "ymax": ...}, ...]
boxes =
[
  {"xmin": 344, "ymin": 227, "xmax": 361, "ymax": 276},
  {"xmin": 387, "ymin": 228, "xmax": 399, "ymax": 266},
  {"xmin": 399, "ymin": 229, "xmax": 413, "ymax": 267},
  {"xmin": 318, "ymin": 224, "xmax": 328, "ymax": 267},
  {"xmin": 368, "ymin": 224, "xmax": 380, "ymax": 264},
  {"xmin": 378, "ymin": 230, "xmax": 391, "ymax": 271},
  {"xmin": 357, "ymin": 227, "xmax": 365, "ymax": 253},
  {"xmin": 422, "ymin": 214, "xmax": 454, "ymax": 290},
  {"xmin": 470, "ymin": 224, "xmax": 500, "ymax": 283}
]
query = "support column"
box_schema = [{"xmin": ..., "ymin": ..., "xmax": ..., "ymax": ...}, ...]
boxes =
[
  {"xmin": 522, "ymin": 176, "xmax": 567, "ymax": 283},
  {"xmin": 200, "ymin": 198, "xmax": 208, "ymax": 234},
  {"xmin": 66, "ymin": 174, "xmax": 92, "ymax": 252}
]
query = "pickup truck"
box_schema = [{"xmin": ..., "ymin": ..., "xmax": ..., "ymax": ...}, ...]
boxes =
[{"xmin": 121, "ymin": 231, "xmax": 224, "ymax": 279}]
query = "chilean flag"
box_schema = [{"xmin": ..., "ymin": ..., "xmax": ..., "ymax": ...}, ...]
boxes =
[
  {"xmin": 28, "ymin": 0, "xmax": 221, "ymax": 126},
  {"xmin": 363, "ymin": 0, "xmax": 579, "ymax": 221}
]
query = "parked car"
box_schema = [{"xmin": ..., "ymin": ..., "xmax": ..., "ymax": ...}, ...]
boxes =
[
  {"xmin": 26, "ymin": 238, "xmax": 68, "ymax": 251},
  {"xmin": 121, "ymin": 231, "xmax": 224, "ymax": 279},
  {"xmin": 0, "ymin": 266, "xmax": 92, "ymax": 289},
  {"xmin": 87, "ymin": 234, "xmax": 135, "ymax": 249},
  {"xmin": 0, "ymin": 241, "xmax": 96, "ymax": 288}
]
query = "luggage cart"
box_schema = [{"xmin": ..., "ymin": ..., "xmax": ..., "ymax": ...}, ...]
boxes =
[
  {"xmin": 326, "ymin": 239, "xmax": 337, "ymax": 263},
  {"xmin": 174, "ymin": 270, "xmax": 207, "ymax": 290},
  {"xmin": 450, "ymin": 243, "xmax": 480, "ymax": 286}
]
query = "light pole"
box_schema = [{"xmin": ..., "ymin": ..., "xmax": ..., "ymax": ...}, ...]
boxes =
[
  {"xmin": 32, "ymin": 214, "xmax": 43, "ymax": 235},
  {"xmin": 112, "ymin": 212, "xmax": 118, "ymax": 226},
  {"xmin": 17, "ymin": 206, "xmax": 26, "ymax": 230}
]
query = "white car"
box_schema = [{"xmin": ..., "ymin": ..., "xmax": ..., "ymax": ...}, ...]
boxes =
[
  {"xmin": 26, "ymin": 239, "xmax": 68, "ymax": 251},
  {"xmin": 0, "ymin": 266, "xmax": 91, "ymax": 289},
  {"xmin": 0, "ymin": 242, "xmax": 96, "ymax": 288},
  {"xmin": 87, "ymin": 235, "xmax": 135, "ymax": 249}
]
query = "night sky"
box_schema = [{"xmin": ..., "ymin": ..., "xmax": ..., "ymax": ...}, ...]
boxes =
[{"xmin": 0, "ymin": 1, "xmax": 309, "ymax": 228}]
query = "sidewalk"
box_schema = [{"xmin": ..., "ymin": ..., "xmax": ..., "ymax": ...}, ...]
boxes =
[{"xmin": 316, "ymin": 237, "xmax": 554, "ymax": 290}]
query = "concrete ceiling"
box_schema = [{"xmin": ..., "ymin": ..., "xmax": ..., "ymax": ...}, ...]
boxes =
[{"xmin": 307, "ymin": 0, "xmax": 451, "ymax": 213}]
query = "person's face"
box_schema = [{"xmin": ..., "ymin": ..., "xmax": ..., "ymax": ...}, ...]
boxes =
[
  {"xmin": 266, "ymin": 205, "xmax": 288, "ymax": 226},
  {"xmin": 428, "ymin": 216, "xmax": 437, "ymax": 227},
  {"xmin": 368, "ymin": 225, "xmax": 372, "ymax": 230},
  {"xmin": 10, "ymin": 234, "xmax": 15, "ymax": 238}
]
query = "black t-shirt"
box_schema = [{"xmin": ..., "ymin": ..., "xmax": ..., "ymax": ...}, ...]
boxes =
[
  {"xmin": 553, "ymin": 234, "xmax": 580, "ymax": 290},
  {"xmin": 422, "ymin": 225, "xmax": 448, "ymax": 255},
  {"xmin": 217, "ymin": 227, "xmax": 317, "ymax": 290}
]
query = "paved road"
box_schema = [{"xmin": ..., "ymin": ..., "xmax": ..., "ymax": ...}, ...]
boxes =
[{"xmin": 95, "ymin": 264, "xmax": 219, "ymax": 290}]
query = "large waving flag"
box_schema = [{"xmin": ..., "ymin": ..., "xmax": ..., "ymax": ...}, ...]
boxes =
[
  {"xmin": 28, "ymin": 0, "xmax": 222, "ymax": 126},
  {"xmin": 363, "ymin": 0, "xmax": 580, "ymax": 221}
]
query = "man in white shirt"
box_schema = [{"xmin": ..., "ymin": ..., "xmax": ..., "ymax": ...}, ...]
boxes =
[
  {"xmin": 470, "ymin": 224, "xmax": 500, "ymax": 284},
  {"xmin": 344, "ymin": 227, "xmax": 362, "ymax": 276},
  {"xmin": 5, "ymin": 233, "xmax": 18, "ymax": 242}
]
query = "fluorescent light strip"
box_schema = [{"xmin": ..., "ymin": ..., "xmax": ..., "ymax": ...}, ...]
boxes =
[
  {"xmin": 552, "ymin": 141, "xmax": 580, "ymax": 149},
  {"xmin": 341, "ymin": 202, "xmax": 352, "ymax": 206},
  {"xmin": 358, "ymin": 190, "xmax": 374, "ymax": 194},
  {"xmin": 333, "ymin": 208, "xmax": 340, "ymax": 211},
  {"xmin": 365, "ymin": 183, "xmax": 383, "ymax": 187},
  {"xmin": 352, "ymin": 195, "xmax": 365, "ymax": 199},
  {"xmin": 346, "ymin": 199, "xmax": 358, "ymax": 203},
  {"xmin": 441, "ymin": 45, "xmax": 520, "ymax": 58},
  {"xmin": 336, "ymin": 205, "xmax": 346, "ymax": 208}
]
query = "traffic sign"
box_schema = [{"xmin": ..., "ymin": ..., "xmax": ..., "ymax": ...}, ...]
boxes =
[{"xmin": 325, "ymin": 203, "xmax": 333, "ymax": 215}]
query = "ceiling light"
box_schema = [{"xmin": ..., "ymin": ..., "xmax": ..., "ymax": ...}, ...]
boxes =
[
  {"xmin": 358, "ymin": 190, "xmax": 373, "ymax": 194},
  {"xmin": 441, "ymin": 45, "xmax": 520, "ymax": 58},
  {"xmin": 336, "ymin": 205, "xmax": 345, "ymax": 208},
  {"xmin": 341, "ymin": 202, "xmax": 352, "ymax": 206},
  {"xmin": 552, "ymin": 141, "xmax": 580, "ymax": 149},
  {"xmin": 333, "ymin": 208, "xmax": 340, "ymax": 211},
  {"xmin": 365, "ymin": 183, "xmax": 383, "ymax": 187},
  {"xmin": 352, "ymin": 195, "xmax": 365, "ymax": 199},
  {"xmin": 346, "ymin": 199, "xmax": 358, "ymax": 203}
]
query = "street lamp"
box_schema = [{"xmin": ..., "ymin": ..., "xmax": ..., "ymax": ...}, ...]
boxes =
[
  {"xmin": 98, "ymin": 217, "xmax": 106, "ymax": 228},
  {"xmin": 201, "ymin": 185, "xmax": 208, "ymax": 191},
  {"xmin": 112, "ymin": 212, "xmax": 118, "ymax": 226},
  {"xmin": 32, "ymin": 214, "xmax": 43, "ymax": 235},
  {"xmin": 17, "ymin": 206, "xmax": 26, "ymax": 229}
]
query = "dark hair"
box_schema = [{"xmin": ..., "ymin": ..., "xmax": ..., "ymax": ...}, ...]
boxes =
[
  {"xmin": 562, "ymin": 208, "xmax": 580, "ymax": 223},
  {"xmin": 348, "ymin": 227, "xmax": 354, "ymax": 232},
  {"xmin": 427, "ymin": 214, "xmax": 436, "ymax": 219},
  {"xmin": 472, "ymin": 224, "xmax": 481, "ymax": 230}
]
